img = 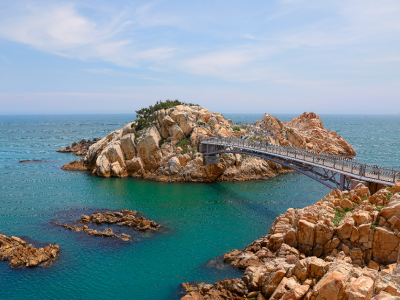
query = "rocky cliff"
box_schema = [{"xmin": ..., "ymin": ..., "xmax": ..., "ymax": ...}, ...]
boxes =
[
  {"xmin": 62, "ymin": 103, "xmax": 355, "ymax": 182},
  {"xmin": 181, "ymin": 181, "xmax": 400, "ymax": 300}
]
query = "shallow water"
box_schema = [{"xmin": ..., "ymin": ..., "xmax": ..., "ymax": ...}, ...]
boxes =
[{"xmin": 0, "ymin": 114, "xmax": 399, "ymax": 299}]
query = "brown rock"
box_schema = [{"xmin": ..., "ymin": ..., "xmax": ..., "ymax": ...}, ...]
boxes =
[
  {"xmin": 355, "ymin": 184, "xmax": 371, "ymax": 198},
  {"xmin": 261, "ymin": 266, "xmax": 286, "ymax": 297},
  {"xmin": 281, "ymin": 285, "xmax": 309, "ymax": 300},
  {"xmin": 337, "ymin": 217, "xmax": 355, "ymax": 240},
  {"xmin": 298, "ymin": 220, "xmax": 315, "ymax": 247}
]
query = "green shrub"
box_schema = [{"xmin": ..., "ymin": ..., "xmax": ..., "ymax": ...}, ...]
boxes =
[
  {"xmin": 176, "ymin": 137, "xmax": 196, "ymax": 154},
  {"xmin": 386, "ymin": 193, "xmax": 393, "ymax": 201},
  {"xmin": 197, "ymin": 121, "xmax": 206, "ymax": 126},
  {"xmin": 331, "ymin": 208, "xmax": 352, "ymax": 226},
  {"xmin": 232, "ymin": 126, "xmax": 241, "ymax": 131}
]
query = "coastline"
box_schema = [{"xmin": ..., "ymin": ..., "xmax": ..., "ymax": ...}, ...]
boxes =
[{"xmin": 181, "ymin": 182, "xmax": 400, "ymax": 300}]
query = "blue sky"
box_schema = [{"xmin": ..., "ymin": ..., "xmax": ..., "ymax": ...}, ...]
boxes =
[{"xmin": 0, "ymin": 0, "xmax": 399, "ymax": 114}]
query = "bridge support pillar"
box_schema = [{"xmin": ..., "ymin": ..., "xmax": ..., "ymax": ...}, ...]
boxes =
[
  {"xmin": 205, "ymin": 155, "xmax": 220, "ymax": 165},
  {"xmin": 199, "ymin": 144, "xmax": 207, "ymax": 154},
  {"xmin": 340, "ymin": 174, "xmax": 345, "ymax": 191}
]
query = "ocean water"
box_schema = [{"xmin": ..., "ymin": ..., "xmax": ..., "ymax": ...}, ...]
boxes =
[{"xmin": 0, "ymin": 114, "xmax": 399, "ymax": 300}]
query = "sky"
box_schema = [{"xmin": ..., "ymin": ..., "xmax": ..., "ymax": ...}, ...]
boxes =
[{"xmin": 0, "ymin": 0, "xmax": 399, "ymax": 115}]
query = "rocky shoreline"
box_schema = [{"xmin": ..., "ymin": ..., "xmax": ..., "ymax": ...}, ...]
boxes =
[
  {"xmin": 181, "ymin": 181, "xmax": 400, "ymax": 300},
  {"xmin": 0, "ymin": 234, "xmax": 60, "ymax": 268},
  {"xmin": 61, "ymin": 102, "xmax": 355, "ymax": 183}
]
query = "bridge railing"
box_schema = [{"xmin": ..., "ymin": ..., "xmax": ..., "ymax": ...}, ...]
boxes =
[{"xmin": 200, "ymin": 137, "xmax": 400, "ymax": 184}]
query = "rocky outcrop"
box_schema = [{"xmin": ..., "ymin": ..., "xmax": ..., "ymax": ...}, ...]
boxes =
[
  {"xmin": 255, "ymin": 112, "xmax": 356, "ymax": 157},
  {"xmin": 62, "ymin": 105, "xmax": 354, "ymax": 182},
  {"xmin": 54, "ymin": 223, "xmax": 131, "ymax": 241},
  {"xmin": 78, "ymin": 210, "xmax": 161, "ymax": 231},
  {"xmin": 57, "ymin": 138, "xmax": 100, "ymax": 156},
  {"xmin": 0, "ymin": 234, "xmax": 60, "ymax": 268},
  {"xmin": 181, "ymin": 184, "xmax": 400, "ymax": 300}
]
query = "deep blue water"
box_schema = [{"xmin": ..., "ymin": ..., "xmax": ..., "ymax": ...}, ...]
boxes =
[{"xmin": 0, "ymin": 114, "xmax": 399, "ymax": 300}]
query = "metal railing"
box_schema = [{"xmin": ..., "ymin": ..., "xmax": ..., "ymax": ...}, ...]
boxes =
[{"xmin": 200, "ymin": 137, "xmax": 400, "ymax": 184}]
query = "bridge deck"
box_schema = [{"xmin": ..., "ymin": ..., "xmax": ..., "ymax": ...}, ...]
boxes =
[{"xmin": 201, "ymin": 137, "xmax": 400, "ymax": 186}]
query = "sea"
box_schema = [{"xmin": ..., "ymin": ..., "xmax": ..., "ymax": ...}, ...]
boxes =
[{"xmin": 0, "ymin": 114, "xmax": 399, "ymax": 300}]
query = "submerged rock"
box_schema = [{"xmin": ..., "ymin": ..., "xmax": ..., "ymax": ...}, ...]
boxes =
[
  {"xmin": 0, "ymin": 234, "xmax": 60, "ymax": 268},
  {"xmin": 54, "ymin": 223, "xmax": 131, "ymax": 242}
]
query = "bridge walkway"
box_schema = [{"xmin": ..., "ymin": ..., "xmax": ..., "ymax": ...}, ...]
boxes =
[{"xmin": 200, "ymin": 137, "xmax": 400, "ymax": 189}]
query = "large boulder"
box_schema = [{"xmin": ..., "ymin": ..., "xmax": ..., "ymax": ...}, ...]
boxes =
[
  {"xmin": 345, "ymin": 276, "xmax": 374, "ymax": 300},
  {"xmin": 298, "ymin": 220, "xmax": 315, "ymax": 248},
  {"xmin": 381, "ymin": 194, "xmax": 400, "ymax": 220},
  {"xmin": 136, "ymin": 126, "xmax": 162, "ymax": 169},
  {"xmin": 311, "ymin": 262, "xmax": 352, "ymax": 300},
  {"xmin": 120, "ymin": 133, "xmax": 136, "ymax": 160},
  {"xmin": 169, "ymin": 124, "xmax": 185, "ymax": 146},
  {"xmin": 337, "ymin": 217, "xmax": 355, "ymax": 240},
  {"xmin": 372, "ymin": 227, "xmax": 400, "ymax": 264}
]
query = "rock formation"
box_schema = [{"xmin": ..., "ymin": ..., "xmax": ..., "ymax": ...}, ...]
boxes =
[
  {"xmin": 57, "ymin": 138, "xmax": 100, "ymax": 156},
  {"xmin": 0, "ymin": 234, "xmax": 60, "ymax": 268},
  {"xmin": 255, "ymin": 112, "xmax": 356, "ymax": 157},
  {"xmin": 181, "ymin": 181, "xmax": 400, "ymax": 300},
  {"xmin": 54, "ymin": 223, "xmax": 132, "ymax": 241},
  {"xmin": 78, "ymin": 210, "xmax": 161, "ymax": 231},
  {"xmin": 54, "ymin": 210, "xmax": 161, "ymax": 242},
  {"xmin": 62, "ymin": 103, "xmax": 355, "ymax": 182}
]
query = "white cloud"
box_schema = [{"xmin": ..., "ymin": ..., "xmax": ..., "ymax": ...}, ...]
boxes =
[
  {"xmin": 0, "ymin": 2, "xmax": 175, "ymax": 68},
  {"xmin": 181, "ymin": 47, "xmax": 279, "ymax": 81},
  {"xmin": 83, "ymin": 68, "xmax": 165, "ymax": 81}
]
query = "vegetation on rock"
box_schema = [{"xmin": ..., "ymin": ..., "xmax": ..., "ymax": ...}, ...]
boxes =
[{"xmin": 133, "ymin": 99, "xmax": 198, "ymax": 131}]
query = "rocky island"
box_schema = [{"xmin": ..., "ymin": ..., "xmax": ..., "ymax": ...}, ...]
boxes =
[
  {"xmin": 181, "ymin": 181, "xmax": 400, "ymax": 300},
  {"xmin": 62, "ymin": 100, "xmax": 355, "ymax": 182},
  {"xmin": 0, "ymin": 234, "xmax": 60, "ymax": 268}
]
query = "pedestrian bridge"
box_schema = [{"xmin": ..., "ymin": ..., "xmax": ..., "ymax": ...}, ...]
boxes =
[{"xmin": 199, "ymin": 137, "xmax": 400, "ymax": 192}]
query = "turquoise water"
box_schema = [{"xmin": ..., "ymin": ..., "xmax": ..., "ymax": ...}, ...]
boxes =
[{"xmin": 0, "ymin": 114, "xmax": 399, "ymax": 300}]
